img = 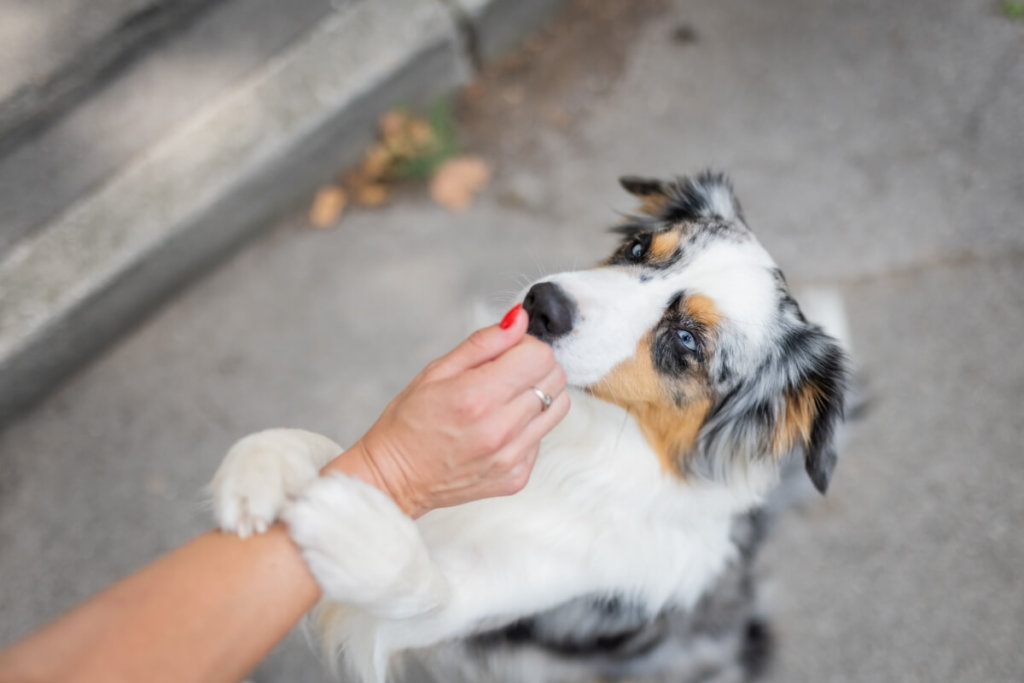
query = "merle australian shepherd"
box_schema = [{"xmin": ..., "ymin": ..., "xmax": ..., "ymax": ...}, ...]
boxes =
[{"xmin": 210, "ymin": 171, "xmax": 848, "ymax": 683}]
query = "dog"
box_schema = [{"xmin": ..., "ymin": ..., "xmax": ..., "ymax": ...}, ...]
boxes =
[{"xmin": 209, "ymin": 171, "xmax": 848, "ymax": 682}]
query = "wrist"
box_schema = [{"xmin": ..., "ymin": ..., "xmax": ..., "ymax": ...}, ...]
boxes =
[{"xmin": 320, "ymin": 441, "xmax": 425, "ymax": 519}]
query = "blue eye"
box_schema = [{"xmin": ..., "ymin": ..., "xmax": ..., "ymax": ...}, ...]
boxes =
[
  {"xmin": 676, "ymin": 329, "xmax": 697, "ymax": 351},
  {"xmin": 630, "ymin": 241, "xmax": 645, "ymax": 259}
]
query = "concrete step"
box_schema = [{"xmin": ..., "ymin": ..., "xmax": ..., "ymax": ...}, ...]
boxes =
[
  {"xmin": 0, "ymin": 0, "xmax": 335, "ymax": 254},
  {"xmin": 0, "ymin": 0, "xmax": 217, "ymax": 157},
  {"xmin": 0, "ymin": 0, "xmax": 563, "ymax": 426}
]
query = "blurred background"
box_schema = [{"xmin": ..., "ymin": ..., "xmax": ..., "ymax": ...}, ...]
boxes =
[{"xmin": 1, "ymin": 0, "xmax": 1022, "ymax": 680}]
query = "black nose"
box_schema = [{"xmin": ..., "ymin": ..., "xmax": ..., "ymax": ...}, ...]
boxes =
[{"xmin": 523, "ymin": 282, "xmax": 576, "ymax": 343}]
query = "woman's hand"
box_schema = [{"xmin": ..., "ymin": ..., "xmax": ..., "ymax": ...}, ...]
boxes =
[
  {"xmin": 0, "ymin": 306, "xmax": 568, "ymax": 683},
  {"xmin": 326, "ymin": 305, "xmax": 569, "ymax": 517}
]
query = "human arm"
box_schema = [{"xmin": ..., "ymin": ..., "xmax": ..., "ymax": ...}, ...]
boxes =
[
  {"xmin": 0, "ymin": 305, "xmax": 567, "ymax": 683},
  {"xmin": 0, "ymin": 524, "xmax": 318, "ymax": 683}
]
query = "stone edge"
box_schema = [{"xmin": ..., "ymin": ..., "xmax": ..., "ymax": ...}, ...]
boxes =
[{"xmin": 0, "ymin": 0, "xmax": 565, "ymax": 424}]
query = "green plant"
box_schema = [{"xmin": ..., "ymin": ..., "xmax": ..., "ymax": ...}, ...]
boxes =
[{"xmin": 390, "ymin": 100, "xmax": 460, "ymax": 181}]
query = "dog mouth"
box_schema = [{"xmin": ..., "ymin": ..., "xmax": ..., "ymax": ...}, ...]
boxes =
[{"xmin": 523, "ymin": 282, "xmax": 577, "ymax": 345}]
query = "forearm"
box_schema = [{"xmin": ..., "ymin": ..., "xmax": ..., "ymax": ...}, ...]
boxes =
[
  {"xmin": 0, "ymin": 526, "xmax": 319, "ymax": 683},
  {"xmin": 0, "ymin": 449, "xmax": 387, "ymax": 683},
  {"xmin": 0, "ymin": 307, "xmax": 563, "ymax": 683}
]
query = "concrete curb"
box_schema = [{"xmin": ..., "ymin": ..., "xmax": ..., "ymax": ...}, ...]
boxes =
[
  {"xmin": 0, "ymin": 0, "xmax": 564, "ymax": 425},
  {"xmin": 0, "ymin": 0, "xmax": 216, "ymax": 157}
]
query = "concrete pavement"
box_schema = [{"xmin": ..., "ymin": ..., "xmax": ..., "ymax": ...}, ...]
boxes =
[{"xmin": 1, "ymin": 0, "xmax": 1022, "ymax": 680}]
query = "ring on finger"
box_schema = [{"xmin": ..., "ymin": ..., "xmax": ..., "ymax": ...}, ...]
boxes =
[{"xmin": 531, "ymin": 386, "xmax": 553, "ymax": 412}]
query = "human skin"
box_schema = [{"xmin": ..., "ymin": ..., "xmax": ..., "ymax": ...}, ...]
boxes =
[{"xmin": 0, "ymin": 306, "xmax": 568, "ymax": 683}]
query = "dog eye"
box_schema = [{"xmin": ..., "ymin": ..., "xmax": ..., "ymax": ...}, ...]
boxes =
[
  {"xmin": 676, "ymin": 329, "xmax": 697, "ymax": 351},
  {"xmin": 629, "ymin": 240, "xmax": 646, "ymax": 261}
]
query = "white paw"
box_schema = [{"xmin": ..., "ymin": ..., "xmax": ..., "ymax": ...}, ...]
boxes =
[
  {"xmin": 284, "ymin": 473, "xmax": 450, "ymax": 619},
  {"xmin": 210, "ymin": 429, "xmax": 336, "ymax": 538}
]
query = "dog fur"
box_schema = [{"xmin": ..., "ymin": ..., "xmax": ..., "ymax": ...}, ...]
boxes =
[{"xmin": 209, "ymin": 171, "xmax": 848, "ymax": 682}]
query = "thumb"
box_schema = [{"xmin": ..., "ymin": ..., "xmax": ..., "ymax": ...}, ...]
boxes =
[{"xmin": 429, "ymin": 304, "xmax": 528, "ymax": 379}]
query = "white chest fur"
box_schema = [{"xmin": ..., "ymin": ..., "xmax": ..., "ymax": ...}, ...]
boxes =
[
  {"xmin": 212, "ymin": 393, "xmax": 776, "ymax": 683},
  {"xmin": 336, "ymin": 390, "xmax": 775, "ymax": 679}
]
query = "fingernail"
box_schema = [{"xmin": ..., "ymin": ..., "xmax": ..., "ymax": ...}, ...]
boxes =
[{"xmin": 499, "ymin": 303, "xmax": 523, "ymax": 329}]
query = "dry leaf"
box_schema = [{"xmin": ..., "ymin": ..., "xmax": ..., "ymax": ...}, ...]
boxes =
[
  {"xmin": 361, "ymin": 144, "xmax": 393, "ymax": 179},
  {"xmin": 355, "ymin": 183, "xmax": 390, "ymax": 207},
  {"xmin": 377, "ymin": 110, "xmax": 441, "ymax": 166},
  {"xmin": 309, "ymin": 186, "xmax": 347, "ymax": 227},
  {"xmin": 430, "ymin": 156, "xmax": 492, "ymax": 211},
  {"xmin": 379, "ymin": 110, "xmax": 410, "ymax": 139}
]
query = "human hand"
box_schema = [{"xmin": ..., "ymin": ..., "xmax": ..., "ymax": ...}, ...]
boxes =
[{"xmin": 326, "ymin": 305, "xmax": 569, "ymax": 517}]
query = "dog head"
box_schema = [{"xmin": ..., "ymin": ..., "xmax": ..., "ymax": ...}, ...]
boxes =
[{"xmin": 522, "ymin": 171, "xmax": 847, "ymax": 493}]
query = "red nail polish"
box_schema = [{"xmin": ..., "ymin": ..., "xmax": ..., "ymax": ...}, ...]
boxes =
[{"xmin": 499, "ymin": 303, "xmax": 523, "ymax": 329}]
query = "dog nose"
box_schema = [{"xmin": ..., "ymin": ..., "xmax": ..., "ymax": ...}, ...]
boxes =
[{"xmin": 523, "ymin": 282, "xmax": 576, "ymax": 342}]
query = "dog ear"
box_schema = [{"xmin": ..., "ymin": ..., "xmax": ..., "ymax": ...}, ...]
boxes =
[
  {"xmin": 619, "ymin": 175, "xmax": 667, "ymax": 197},
  {"xmin": 619, "ymin": 175, "xmax": 671, "ymax": 216},
  {"xmin": 661, "ymin": 171, "xmax": 744, "ymax": 223},
  {"xmin": 620, "ymin": 172, "xmax": 746, "ymax": 223},
  {"xmin": 773, "ymin": 327, "xmax": 847, "ymax": 493},
  {"xmin": 697, "ymin": 325, "xmax": 847, "ymax": 493}
]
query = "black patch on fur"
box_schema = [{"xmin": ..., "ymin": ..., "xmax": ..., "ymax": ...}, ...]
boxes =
[
  {"xmin": 605, "ymin": 230, "xmax": 651, "ymax": 267},
  {"xmin": 713, "ymin": 343, "xmax": 735, "ymax": 385},
  {"xmin": 605, "ymin": 229, "xmax": 687, "ymax": 271},
  {"xmin": 472, "ymin": 617, "xmax": 535, "ymax": 645},
  {"xmin": 471, "ymin": 596, "xmax": 669, "ymax": 660},
  {"xmin": 535, "ymin": 622, "xmax": 669, "ymax": 659},
  {"xmin": 652, "ymin": 327, "xmax": 693, "ymax": 377},
  {"xmin": 660, "ymin": 170, "xmax": 744, "ymax": 223},
  {"xmin": 651, "ymin": 292, "xmax": 713, "ymax": 378},
  {"xmin": 464, "ymin": 513, "xmax": 777, "ymax": 682},
  {"xmin": 610, "ymin": 222, "xmax": 653, "ymax": 237}
]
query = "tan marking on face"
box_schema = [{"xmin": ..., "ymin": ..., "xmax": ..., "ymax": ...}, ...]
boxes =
[
  {"xmin": 772, "ymin": 383, "xmax": 822, "ymax": 454},
  {"xmin": 682, "ymin": 294, "xmax": 722, "ymax": 329},
  {"xmin": 650, "ymin": 230, "xmax": 681, "ymax": 261},
  {"xmin": 590, "ymin": 334, "xmax": 713, "ymax": 475}
]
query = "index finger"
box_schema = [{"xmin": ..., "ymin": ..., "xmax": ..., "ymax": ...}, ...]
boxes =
[
  {"xmin": 465, "ymin": 333, "xmax": 558, "ymax": 405},
  {"xmin": 426, "ymin": 305, "xmax": 529, "ymax": 381}
]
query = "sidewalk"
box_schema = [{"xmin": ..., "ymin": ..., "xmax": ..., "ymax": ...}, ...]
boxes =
[{"xmin": 1, "ymin": 0, "xmax": 1023, "ymax": 681}]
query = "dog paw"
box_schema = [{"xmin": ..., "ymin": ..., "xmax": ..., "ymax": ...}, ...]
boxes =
[
  {"xmin": 284, "ymin": 473, "xmax": 450, "ymax": 619},
  {"xmin": 210, "ymin": 429, "xmax": 340, "ymax": 538}
]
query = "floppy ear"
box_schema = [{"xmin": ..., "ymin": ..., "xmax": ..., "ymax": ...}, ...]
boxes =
[
  {"xmin": 773, "ymin": 327, "xmax": 847, "ymax": 493},
  {"xmin": 696, "ymin": 325, "xmax": 847, "ymax": 493},
  {"xmin": 619, "ymin": 175, "xmax": 671, "ymax": 216}
]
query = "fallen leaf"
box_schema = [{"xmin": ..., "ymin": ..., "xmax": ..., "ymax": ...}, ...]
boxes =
[
  {"xmin": 309, "ymin": 186, "xmax": 347, "ymax": 227},
  {"xmin": 361, "ymin": 143, "xmax": 393, "ymax": 179},
  {"xmin": 355, "ymin": 183, "xmax": 389, "ymax": 207},
  {"xmin": 430, "ymin": 156, "xmax": 492, "ymax": 211},
  {"xmin": 379, "ymin": 110, "xmax": 410, "ymax": 140}
]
